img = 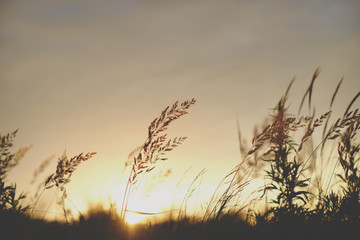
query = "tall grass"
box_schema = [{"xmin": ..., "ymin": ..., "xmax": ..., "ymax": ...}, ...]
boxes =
[
  {"xmin": 31, "ymin": 151, "xmax": 97, "ymax": 222},
  {"xmin": 120, "ymin": 99, "xmax": 196, "ymax": 221},
  {"xmin": 0, "ymin": 130, "xmax": 30, "ymax": 214},
  {"xmin": 0, "ymin": 74, "xmax": 359, "ymax": 239}
]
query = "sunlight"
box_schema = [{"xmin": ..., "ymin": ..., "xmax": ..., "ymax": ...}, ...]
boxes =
[
  {"xmin": 122, "ymin": 194, "xmax": 163, "ymax": 224},
  {"xmin": 125, "ymin": 211, "xmax": 146, "ymax": 225},
  {"xmin": 112, "ymin": 178, "xmax": 176, "ymax": 224}
]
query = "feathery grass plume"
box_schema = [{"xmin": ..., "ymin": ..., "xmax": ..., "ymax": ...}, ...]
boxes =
[
  {"xmin": 298, "ymin": 111, "xmax": 331, "ymax": 151},
  {"xmin": 298, "ymin": 68, "xmax": 320, "ymax": 114},
  {"xmin": 327, "ymin": 109, "xmax": 360, "ymax": 140},
  {"xmin": 321, "ymin": 95, "xmax": 360, "ymax": 160},
  {"xmin": 30, "ymin": 155, "xmax": 54, "ymax": 185},
  {"xmin": 0, "ymin": 130, "xmax": 19, "ymax": 177},
  {"xmin": 32, "ymin": 151, "xmax": 97, "ymax": 222},
  {"xmin": 44, "ymin": 151, "xmax": 97, "ymax": 196},
  {"xmin": 0, "ymin": 130, "xmax": 31, "ymax": 179},
  {"xmin": 0, "ymin": 130, "xmax": 30, "ymax": 214},
  {"xmin": 121, "ymin": 99, "xmax": 196, "ymax": 221}
]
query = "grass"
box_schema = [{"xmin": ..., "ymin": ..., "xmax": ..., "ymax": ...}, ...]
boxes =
[
  {"xmin": 120, "ymin": 99, "xmax": 196, "ymax": 221},
  {"xmin": 0, "ymin": 71, "xmax": 359, "ymax": 239},
  {"xmin": 32, "ymin": 151, "xmax": 97, "ymax": 223}
]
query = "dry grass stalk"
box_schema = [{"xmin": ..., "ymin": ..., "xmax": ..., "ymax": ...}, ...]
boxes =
[
  {"xmin": 298, "ymin": 111, "xmax": 331, "ymax": 151},
  {"xmin": 44, "ymin": 152, "xmax": 97, "ymax": 197},
  {"xmin": 31, "ymin": 151, "xmax": 96, "ymax": 221},
  {"xmin": 327, "ymin": 109, "xmax": 360, "ymax": 140},
  {"xmin": 121, "ymin": 99, "xmax": 196, "ymax": 221},
  {"xmin": 0, "ymin": 130, "xmax": 31, "ymax": 179}
]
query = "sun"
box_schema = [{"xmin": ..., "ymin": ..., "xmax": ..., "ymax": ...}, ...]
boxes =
[{"xmin": 125, "ymin": 211, "xmax": 146, "ymax": 225}]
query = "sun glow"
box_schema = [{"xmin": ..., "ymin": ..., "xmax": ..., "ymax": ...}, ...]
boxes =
[
  {"xmin": 122, "ymin": 195, "xmax": 164, "ymax": 225},
  {"xmin": 125, "ymin": 211, "xmax": 147, "ymax": 225},
  {"xmin": 118, "ymin": 182, "xmax": 177, "ymax": 224}
]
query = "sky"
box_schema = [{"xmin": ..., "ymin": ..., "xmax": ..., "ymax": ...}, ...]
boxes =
[{"xmin": 1, "ymin": 0, "xmax": 360, "ymax": 222}]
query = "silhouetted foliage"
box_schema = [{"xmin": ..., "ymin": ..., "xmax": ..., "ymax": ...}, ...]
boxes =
[
  {"xmin": 0, "ymin": 130, "xmax": 29, "ymax": 214},
  {"xmin": 1, "ymin": 75, "xmax": 359, "ymax": 239}
]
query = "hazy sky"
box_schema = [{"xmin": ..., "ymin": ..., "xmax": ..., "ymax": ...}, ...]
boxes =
[{"xmin": 1, "ymin": 0, "xmax": 360, "ymax": 220}]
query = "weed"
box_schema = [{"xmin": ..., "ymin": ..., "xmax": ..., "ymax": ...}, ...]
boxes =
[
  {"xmin": 0, "ymin": 130, "xmax": 30, "ymax": 214},
  {"xmin": 121, "ymin": 99, "xmax": 196, "ymax": 221}
]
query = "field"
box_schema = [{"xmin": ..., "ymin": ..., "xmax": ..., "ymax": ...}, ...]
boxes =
[{"xmin": 1, "ymin": 71, "xmax": 359, "ymax": 239}]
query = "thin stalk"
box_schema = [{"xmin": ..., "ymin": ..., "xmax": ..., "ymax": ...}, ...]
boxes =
[{"xmin": 30, "ymin": 188, "xmax": 46, "ymax": 218}]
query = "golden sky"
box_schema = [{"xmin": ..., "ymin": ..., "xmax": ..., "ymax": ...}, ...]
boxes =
[{"xmin": 1, "ymin": 0, "xmax": 360, "ymax": 222}]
